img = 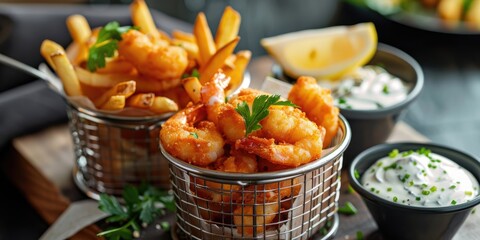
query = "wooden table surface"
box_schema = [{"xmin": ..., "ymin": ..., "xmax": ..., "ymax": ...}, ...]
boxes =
[{"xmin": 3, "ymin": 56, "xmax": 479, "ymax": 239}]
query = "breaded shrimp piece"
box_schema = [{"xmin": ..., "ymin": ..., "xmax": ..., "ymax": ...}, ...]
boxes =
[
  {"xmin": 236, "ymin": 106, "xmax": 324, "ymax": 167},
  {"xmin": 118, "ymin": 30, "xmax": 188, "ymax": 80},
  {"xmin": 160, "ymin": 103, "xmax": 224, "ymax": 166},
  {"xmin": 288, "ymin": 76, "xmax": 339, "ymax": 148}
]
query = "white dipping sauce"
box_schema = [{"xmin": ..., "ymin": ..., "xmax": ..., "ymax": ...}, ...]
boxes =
[
  {"xmin": 332, "ymin": 65, "xmax": 409, "ymax": 110},
  {"xmin": 361, "ymin": 148, "xmax": 479, "ymax": 207}
]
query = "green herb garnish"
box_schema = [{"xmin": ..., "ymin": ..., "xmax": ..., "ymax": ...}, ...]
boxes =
[
  {"xmin": 356, "ymin": 231, "xmax": 364, "ymax": 240},
  {"xmin": 388, "ymin": 149, "xmax": 399, "ymax": 158},
  {"xmin": 387, "ymin": 187, "xmax": 392, "ymax": 192},
  {"xmin": 450, "ymin": 185, "xmax": 457, "ymax": 189},
  {"xmin": 354, "ymin": 169, "xmax": 360, "ymax": 179},
  {"xmin": 338, "ymin": 201, "xmax": 358, "ymax": 215},
  {"xmin": 451, "ymin": 200, "xmax": 457, "ymax": 205},
  {"xmin": 393, "ymin": 196, "xmax": 398, "ymax": 202},
  {"xmin": 97, "ymin": 184, "xmax": 175, "ymax": 240},
  {"xmin": 182, "ymin": 68, "xmax": 200, "ymax": 79},
  {"xmin": 348, "ymin": 184, "xmax": 356, "ymax": 194},
  {"xmin": 190, "ymin": 132, "xmax": 198, "ymax": 139},
  {"xmin": 430, "ymin": 186, "xmax": 437, "ymax": 193},
  {"xmin": 235, "ymin": 94, "xmax": 297, "ymax": 136},
  {"xmin": 383, "ymin": 163, "xmax": 397, "ymax": 171},
  {"xmin": 422, "ymin": 190, "xmax": 431, "ymax": 196},
  {"xmin": 382, "ymin": 84, "xmax": 390, "ymax": 94},
  {"xmin": 87, "ymin": 21, "xmax": 138, "ymax": 72}
]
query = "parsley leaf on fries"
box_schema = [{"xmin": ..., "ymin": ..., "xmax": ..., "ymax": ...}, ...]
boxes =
[
  {"xmin": 235, "ymin": 94, "xmax": 297, "ymax": 136},
  {"xmin": 87, "ymin": 21, "xmax": 138, "ymax": 72}
]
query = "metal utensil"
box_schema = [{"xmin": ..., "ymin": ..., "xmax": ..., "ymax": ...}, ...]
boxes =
[{"xmin": 0, "ymin": 53, "xmax": 62, "ymax": 92}]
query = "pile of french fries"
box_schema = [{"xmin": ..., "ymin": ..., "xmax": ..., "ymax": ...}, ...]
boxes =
[
  {"xmin": 40, "ymin": 0, "xmax": 251, "ymax": 114},
  {"xmin": 421, "ymin": 0, "xmax": 480, "ymax": 29}
]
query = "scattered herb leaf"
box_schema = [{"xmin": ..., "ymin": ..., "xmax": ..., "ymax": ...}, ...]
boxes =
[
  {"xmin": 356, "ymin": 230, "xmax": 364, "ymax": 240},
  {"xmin": 388, "ymin": 149, "xmax": 399, "ymax": 158},
  {"xmin": 235, "ymin": 94, "xmax": 297, "ymax": 136},
  {"xmin": 382, "ymin": 84, "xmax": 390, "ymax": 94},
  {"xmin": 87, "ymin": 21, "xmax": 138, "ymax": 72},
  {"xmin": 97, "ymin": 184, "xmax": 175, "ymax": 240},
  {"xmin": 338, "ymin": 201, "xmax": 358, "ymax": 215},
  {"xmin": 190, "ymin": 132, "xmax": 198, "ymax": 139}
]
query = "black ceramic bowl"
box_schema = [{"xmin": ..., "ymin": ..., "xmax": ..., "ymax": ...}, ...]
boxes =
[
  {"xmin": 348, "ymin": 142, "xmax": 480, "ymax": 240},
  {"xmin": 273, "ymin": 43, "xmax": 424, "ymax": 164}
]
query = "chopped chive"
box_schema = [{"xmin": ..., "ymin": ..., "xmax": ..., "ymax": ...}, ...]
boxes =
[
  {"xmin": 356, "ymin": 231, "xmax": 364, "ymax": 240},
  {"xmin": 450, "ymin": 185, "xmax": 456, "ymax": 189},
  {"xmin": 401, "ymin": 174, "xmax": 411, "ymax": 183},
  {"xmin": 443, "ymin": 170, "xmax": 447, "ymax": 174},
  {"xmin": 412, "ymin": 160, "xmax": 417, "ymax": 166},
  {"xmin": 422, "ymin": 190, "xmax": 431, "ymax": 195},
  {"xmin": 472, "ymin": 208, "xmax": 477, "ymax": 214},
  {"xmin": 382, "ymin": 84, "xmax": 390, "ymax": 94},
  {"xmin": 370, "ymin": 187, "xmax": 376, "ymax": 192},
  {"xmin": 421, "ymin": 184, "xmax": 428, "ymax": 188},
  {"xmin": 354, "ymin": 169, "xmax": 360, "ymax": 179},
  {"xmin": 160, "ymin": 221, "xmax": 170, "ymax": 231},
  {"xmin": 384, "ymin": 163, "xmax": 397, "ymax": 171},
  {"xmin": 375, "ymin": 190, "xmax": 380, "ymax": 194},
  {"xmin": 387, "ymin": 187, "xmax": 392, "ymax": 192},
  {"xmin": 430, "ymin": 186, "xmax": 437, "ymax": 192},
  {"xmin": 403, "ymin": 150, "xmax": 414, "ymax": 157},
  {"xmin": 465, "ymin": 191, "xmax": 473, "ymax": 196},
  {"xmin": 409, "ymin": 181, "xmax": 414, "ymax": 187},
  {"xmin": 338, "ymin": 97, "xmax": 347, "ymax": 104},
  {"xmin": 338, "ymin": 201, "xmax": 358, "ymax": 215},
  {"xmin": 389, "ymin": 149, "xmax": 399, "ymax": 158},
  {"xmin": 416, "ymin": 197, "xmax": 421, "ymax": 201},
  {"xmin": 376, "ymin": 161, "xmax": 383, "ymax": 167},
  {"xmin": 393, "ymin": 196, "xmax": 398, "ymax": 202},
  {"xmin": 347, "ymin": 184, "xmax": 356, "ymax": 194},
  {"xmin": 190, "ymin": 132, "xmax": 198, "ymax": 139},
  {"xmin": 441, "ymin": 188, "xmax": 445, "ymax": 192},
  {"xmin": 451, "ymin": 200, "xmax": 457, "ymax": 205}
]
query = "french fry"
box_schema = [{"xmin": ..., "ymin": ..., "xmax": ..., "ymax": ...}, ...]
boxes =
[
  {"xmin": 172, "ymin": 39, "xmax": 199, "ymax": 60},
  {"xmin": 150, "ymin": 96, "xmax": 178, "ymax": 114},
  {"xmin": 50, "ymin": 51, "xmax": 83, "ymax": 96},
  {"xmin": 93, "ymin": 80, "xmax": 136, "ymax": 107},
  {"xmin": 466, "ymin": 0, "xmax": 480, "ymax": 29},
  {"xmin": 41, "ymin": 40, "xmax": 65, "ymax": 70},
  {"xmin": 181, "ymin": 77, "xmax": 202, "ymax": 103},
  {"xmin": 199, "ymin": 37, "xmax": 239, "ymax": 84},
  {"xmin": 224, "ymin": 50, "xmax": 251, "ymax": 94},
  {"xmin": 215, "ymin": 6, "xmax": 241, "ymax": 49},
  {"xmin": 131, "ymin": 0, "xmax": 157, "ymax": 37},
  {"xmin": 194, "ymin": 12, "xmax": 216, "ymax": 67},
  {"xmin": 223, "ymin": 54, "xmax": 237, "ymax": 70},
  {"xmin": 75, "ymin": 66, "xmax": 181, "ymax": 92},
  {"xmin": 100, "ymin": 95, "xmax": 126, "ymax": 110},
  {"xmin": 438, "ymin": 0, "xmax": 462, "ymax": 22},
  {"xmin": 96, "ymin": 58, "xmax": 136, "ymax": 74},
  {"xmin": 172, "ymin": 30, "xmax": 196, "ymax": 43},
  {"xmin": 126, "ymin": 93, "xmax": 155, "ymax": 109},
  {"xmin": 66, "ymin": 14, "xmax": 91, "ymax": 44},
  {"xmin": 66, "ymin": 14, "xmax": 92, "ymax": 65}
]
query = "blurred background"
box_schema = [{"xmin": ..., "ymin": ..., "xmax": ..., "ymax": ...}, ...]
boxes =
[{"xmin": 1, "ymin": 0, "xmax": 480, "ymax": 239}]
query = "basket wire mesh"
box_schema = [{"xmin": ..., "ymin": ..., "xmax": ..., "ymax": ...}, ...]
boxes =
[
  {"xmin": 163, "ymin": 115, "xmax": 350, "ymax": 239},
  {"xmin": 68, "ymin": 104, "xmax": 170, "ymax": 199}
]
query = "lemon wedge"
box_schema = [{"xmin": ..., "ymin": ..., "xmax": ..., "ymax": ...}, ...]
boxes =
[{"xmin": 261, "ymin": 22, "xmax": 377, "ymax": 80}]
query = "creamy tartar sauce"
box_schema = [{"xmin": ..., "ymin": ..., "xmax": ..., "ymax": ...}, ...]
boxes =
[
  {"xmin": 361, "ymin": 148, "xmax": 479, "ymax": 207},
  {"xmin": 331, "ymin": 65, "xmax": 409, "ymax": 110}
]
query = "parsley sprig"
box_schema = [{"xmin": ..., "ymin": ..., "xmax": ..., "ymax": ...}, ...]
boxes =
[
  {"xmin": 87, "ymin": 21, "xmax": 138, "ymax": 72},
  {"xmin": 97, "ymin": 184, "xmax": 175, "ymax": 240},
  {"xmin": 235, "ymin": 94, "xmax": 297, "ymax": 136}
]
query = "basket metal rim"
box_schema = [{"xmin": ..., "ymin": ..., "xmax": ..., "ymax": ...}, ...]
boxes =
[
  {"xmin": 66, "ymin": 72, "xmax": 251, "ymax": 122},
  {"xmin": 161, "ymin": 114, "xmax": 351, "ymax": 181}
]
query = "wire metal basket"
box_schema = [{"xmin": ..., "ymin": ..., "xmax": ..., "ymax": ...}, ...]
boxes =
[
  {"xmin": 162, "ymin": 115, "xmax": 351, "ymax": 240},
  {"xmin": 68, "ymin": 102, "xmax": 173, "ymax": 199}
]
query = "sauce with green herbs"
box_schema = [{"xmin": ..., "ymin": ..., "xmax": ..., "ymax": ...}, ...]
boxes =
[
  {"xmin": 361, "ymin": 148, "xmax": 479, "ymax": 207},
  {"xmin": 331, "ymin": 65, "xmax": 409, "ymax": 110}
]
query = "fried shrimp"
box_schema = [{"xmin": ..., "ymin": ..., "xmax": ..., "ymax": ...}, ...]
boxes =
[
  {"xmin": 160, "ymin": 104, "xmax": 224, "ymax": 166},
  {"xmin": 288, "ymin": 76, "xmax": 339, "ymax": 148},
  {"xmin": 236, "ymin": 106, "xmax": 324, "ymax": 167},
  {"xmin": 118, "ymin": 30, "xmax": 188, "ymax": 80},
  {"xmin": 200, "ymin": 71, "xmax": 230, "ymax": 124}
]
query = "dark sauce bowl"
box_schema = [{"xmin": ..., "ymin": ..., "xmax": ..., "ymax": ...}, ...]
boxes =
[
  {"xmin": 273, "ymin": 43, "xmax": 424, "ymax": 164},
  {"xmin": 348, "ymin": 142, "xmax": 480, "ymax": 240}
]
